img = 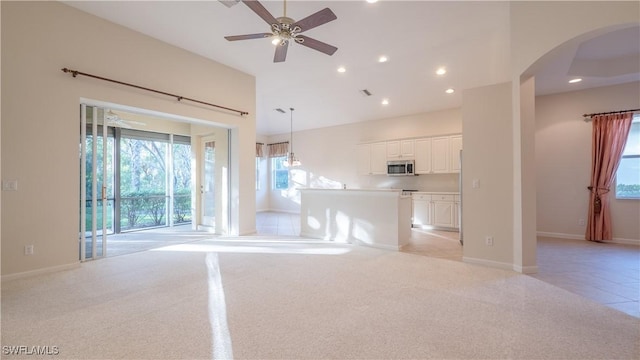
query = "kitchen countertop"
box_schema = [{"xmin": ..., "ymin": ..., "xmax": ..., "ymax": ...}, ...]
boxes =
[
  {"xmin": 299, "ymin": 188, "xmax": 401, "ymax": 192},
  {"xmin": 412, "ymin": 191, "xmax": 460, "ymax": 195}
]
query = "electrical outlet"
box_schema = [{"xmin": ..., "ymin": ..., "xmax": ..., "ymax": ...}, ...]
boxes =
[
  {"xmin": 485, "ymin": 236, "xmax": 494, "ymax": 246},
  {"xmin": 24, "ymin": 245, "xmax": 34, "ymax": 255},
  {"xmin": 578, "ymin": 218, "xmax": 585, "ymax": 226}
]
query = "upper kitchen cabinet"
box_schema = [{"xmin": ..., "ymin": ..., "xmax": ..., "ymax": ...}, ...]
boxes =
[
  {"xmin": 415, "ymin": 134, "xmax": 462, "ymax": 174},
  {"xmin": 431, "ymin": 136, "xmax": 451, "ymax": 173},
  {"xmin": 357, "ymin": 142, "xmax": 387, "ymax": 175},
  {"xmin": 387, "ymin": 140, "xmax": 415, "ymax": 159},
  {"xmin": 450, "ymin": 135, "xmax": 462, "ymax": 173},
  {"xmin": 359, "ymin": 134, "xmax": 461, "ymax": 175},
  {"xmin": 414, "ymin": 138, "xmax": 432, "ymax": 174}
]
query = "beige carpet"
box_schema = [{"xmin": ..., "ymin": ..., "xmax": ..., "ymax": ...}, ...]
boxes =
[{"xmin": 2, "ymin": 238, "xmax": 639, "ymax": 359}]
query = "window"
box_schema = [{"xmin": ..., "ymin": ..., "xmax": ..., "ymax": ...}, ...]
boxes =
[
  {"xmin": 255, "ymin": 157, "xmax": 261, "ymax": 191},
  {"xmin": 272, "ymin": 156, "xmax": 289, "ymax": 190},
  {"xmin": 616, "ymin": 115, "xmax": 640, "ymax": 199}
]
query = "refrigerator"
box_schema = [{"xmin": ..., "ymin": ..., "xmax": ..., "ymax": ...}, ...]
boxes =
[{"xmin": 459, "ymin": 149, "xmax": 463, "ymax": 245}]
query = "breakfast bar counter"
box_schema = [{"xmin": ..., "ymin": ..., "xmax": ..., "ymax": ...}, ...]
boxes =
[{"xmin": 299, "ymin": 188, "xmax": 412, "ymax": 250}]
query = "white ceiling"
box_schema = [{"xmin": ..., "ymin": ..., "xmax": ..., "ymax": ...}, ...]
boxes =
[{"xmin": 63, "ymin": 1, "xmax": 639, "ymax": 136}]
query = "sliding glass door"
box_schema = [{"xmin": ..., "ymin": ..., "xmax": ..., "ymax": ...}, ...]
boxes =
[
  {"xmin": 80, "ymin": 105, "xmax": 114, "ymax": 260},
  {"xmin": 201, "ymin": 137, "xmax": 216, "ymax": 228},
  {"xmin": 79, "ymin": 105, "xmax": 197, "ymax": 260}
]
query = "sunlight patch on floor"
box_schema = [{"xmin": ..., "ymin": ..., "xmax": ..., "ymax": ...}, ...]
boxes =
[
  {"xmin": 152, "ymin": 241, "xmax": 352, "ymax": 255},
  {"xmin": 206, "ymin": 252, "xmax": 233, "ymax": 360}
]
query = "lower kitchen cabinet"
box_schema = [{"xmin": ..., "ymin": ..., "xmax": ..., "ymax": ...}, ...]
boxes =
[
  {"xmin": 412, "ymin": 194, "xmax": 432, "ymax": 226},
  {"xmin": 412, "ymin": 193, "xmax": 459, "ymax": 231},
  {"xmin": 432, "ymin": 196, "xmax": 455, "ymax": 228}
]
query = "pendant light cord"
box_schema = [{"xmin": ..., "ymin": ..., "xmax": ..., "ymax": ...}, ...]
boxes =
[{"xmin": 290, "ymin": 107, "xmax": 294, "ymax": 155}]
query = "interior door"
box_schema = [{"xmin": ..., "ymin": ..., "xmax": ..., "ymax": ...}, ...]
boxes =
[
  {"xmin": 80, "ymin": 105, "xmax": 114, "ymax": 260},
  {"xmin": 200, "ymin": 137, "xmax": 216, "ymax": 229}
]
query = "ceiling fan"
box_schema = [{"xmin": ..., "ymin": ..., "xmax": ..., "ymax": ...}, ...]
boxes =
[
  {"xmin": 105, "ymin": 110, "xmax": 146, "ymax": 129},
  {"xmin": 224, "ymin": 0, "xmax": 338, "ymax": 63}
]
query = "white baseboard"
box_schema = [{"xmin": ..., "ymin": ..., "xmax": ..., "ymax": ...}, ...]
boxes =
[
  {"xmin": 513, "ymin": 264, "xmax": 539, "ymax": 274},
  {"xmin": 462, "ymin": 256, "xmax": 514, "ymax": 271},
  {"xmin": 352, "ymin": 240, "xmax": 402, "ymax": 251},
  {"xmin": 239, "ymin": 229, "xmax": 258, "ymax": 236},
  {"xmin": 2, "ymin": 262, "xmax": 80, "ymax": 282},
  {"xmin": 537, "ymin": 231, "xmax": 639, "ymax": 246},
  {"xmin": 263, "ymin": 209, "xmax": 301, "ymax": 215}
]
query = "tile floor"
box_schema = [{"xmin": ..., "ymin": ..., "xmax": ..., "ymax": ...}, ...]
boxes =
[
  {"xmin": 256, "ymin": 211, "xmax": 301, "ymax": 236},
  {"xmin": 257, "ymin": 212, "xmax": 639, "ymax": 318},
  {"xmin": 531, "ymin": 237, "xmax": 639, "ymax": 318}
]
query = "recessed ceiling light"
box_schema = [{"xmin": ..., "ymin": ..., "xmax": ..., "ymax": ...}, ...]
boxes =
[
  {"xmin": 366, "ymin": 0, "xmax": 379, "ymax": 3},
  {"xmin": 378, "ymin": 56, "xmax": 388, "ymax": 63},
  {"xmin": 436, "ymin": 67, "xmax": 447, "ymax": 75},
  {"xmin": 569, "ymin": 78, "xmax": 582, "ymax": 83},
  {"xmin": 445, "ymin": 88, "xmax": 455, "ymax": 94},
  {"xmin": 337, "ymin": 66, "xmax": 346, "ymax": 73},
  {"xmin": 381, "ymin": 98, "xmax": 389, "ymax": 105}
]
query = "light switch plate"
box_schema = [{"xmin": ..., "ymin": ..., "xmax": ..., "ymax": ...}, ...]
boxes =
[{"xmin": 2, "ymin": 180, "xmax": 18, "ymax": 191}]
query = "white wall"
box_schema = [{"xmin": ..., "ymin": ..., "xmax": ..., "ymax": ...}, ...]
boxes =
[
  {"xmin": 457, "ymin": 1, "xmax": 640, "ymax": 273},
  {"xmin": 263, "ymin": 109, "xmax": 462, "ymax": 213},
  {"xmin": 462, "ymin": 82, "xmax": 514, "ymax": 269},
  {"xmin": 1, "ymin": 2, "xmax": 256, "ymax": 276},
  {"xmin": 536, "ymin": 82, "xmax": 640, "ymax": 243}
]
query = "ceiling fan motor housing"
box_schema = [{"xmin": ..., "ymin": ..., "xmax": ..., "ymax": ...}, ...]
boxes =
[{"xmin": 273, "ymin": 17, "xmax": 302, "ymax": 45}]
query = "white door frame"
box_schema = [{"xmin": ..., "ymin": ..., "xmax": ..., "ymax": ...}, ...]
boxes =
[{"xmin": 80, "ymin": 104, "xmax": 109, "ymax": 261}]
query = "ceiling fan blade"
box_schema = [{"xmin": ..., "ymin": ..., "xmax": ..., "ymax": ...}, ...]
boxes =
[
  {"xmin": 242, "ymin": 0, "xmax": 278, "ymax": 26},
  {"xmin": 296, "ymin": 35, "xmax": 338, "ymax": 56},
  {"xmin": 292, "ymin": 8, "xmax": 337, "ymax": 33},
  {"xmin": 225, "ymin": 33, "xmax": 273, "ymax": 41},
  {"xmin": 274, "ymin": 42, "xmax": 289, "ymax": 63}
]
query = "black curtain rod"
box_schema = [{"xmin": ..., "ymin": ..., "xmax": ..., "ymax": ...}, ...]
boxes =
[
  {"xmin": 257, "ymin": 142, "xmax": 264, "ymax": 145},
  {"xmin": 267, "ymin": 141, "xmax": 289, "ymax": 146},
  {"xmin": 61, "ymin": 68, "xmax": 248, "ymax": 116},
  {"xmin": 583, "ymin": 108, "xmax": 640, "ymax": 117}
]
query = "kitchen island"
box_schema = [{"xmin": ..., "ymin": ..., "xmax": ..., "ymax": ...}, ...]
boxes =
[{"xmin": 299, "ymin": 188, "xmax": 412, "ymax": 250}]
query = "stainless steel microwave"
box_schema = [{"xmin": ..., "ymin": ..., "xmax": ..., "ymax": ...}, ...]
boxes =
[{"xmin": 387, "ymin": 160, "xmax": 415, "ymax": 176}]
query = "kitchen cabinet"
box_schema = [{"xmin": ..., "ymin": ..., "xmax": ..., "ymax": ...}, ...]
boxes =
[
  {"xmin": 414, "ymin": 138, "xmax": 432, "ymax": 174},
  {"xmin": 411, "ymin": 194, "xmax": 432, "ymax": 226},
  {"xmin": 359, "ymin": 134, "xmax": 460, "ymax": 175},
  {"xmin": 431, "ymin": 136, "xmax": 450, "ymax": 173},
  {"xmin": 371, "ymin": 142, "xmax": 387, "ymax": 174},
  {"xmin": 432, "ymin": 194, "xmax": 456, "ymax": 228},
  {"xmin": 412, "ymin": 192, "xmax": 459, "ymax": 230},
  {"xmin": 357, "ymin": 142, "xmax": 387, "ymax": 175},
  {"xmin": 387, "ymin": 139, "xmax": 414, "ymax": 159},
  {"xmin": 450, "ymin": 135, "xmax": 462, "ymax": 173}
]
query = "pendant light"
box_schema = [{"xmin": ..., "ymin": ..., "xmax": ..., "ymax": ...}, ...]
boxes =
[{"xmin": 284, "ymin": 107, "xmax": 301, "ymax": 167}]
